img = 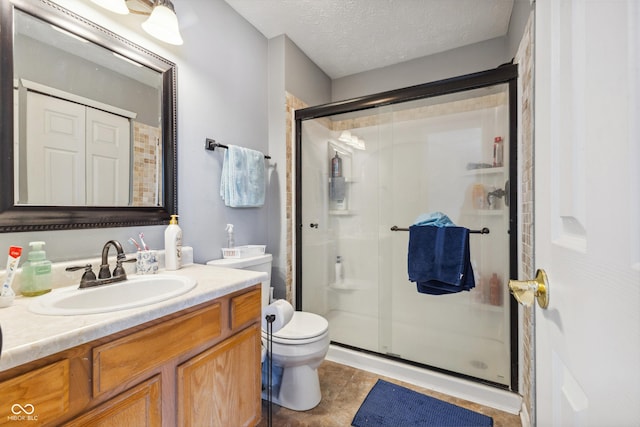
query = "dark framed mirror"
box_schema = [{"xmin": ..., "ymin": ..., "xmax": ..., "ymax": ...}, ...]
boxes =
[{"xmin": 0, "ymin": 0, "xmax": 177, "ymax": 232}]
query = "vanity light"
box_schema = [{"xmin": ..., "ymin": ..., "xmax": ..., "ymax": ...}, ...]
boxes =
[
  {"xmin": 91, "ymin": 0, "xmax": 184, "ymax": 46},
  {"xmin": 338, "ymin": 131, "xmax": 352, "ymax": 143},
  {"xmin": 338, "ymin": 130, "xmax": 366, "ymax": 150},
  {"xmin": 141, "ymin": 0, "xmax": 184, "ymax": 46},
  {"xmin": 90, "ymin": 0, "xmax": 129, "ymax": 15}
]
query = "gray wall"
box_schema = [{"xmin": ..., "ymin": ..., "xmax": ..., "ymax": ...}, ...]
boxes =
[
  {"xmin": 332, "ymin": 0, "xmax": 533, "ymax": 101},
  {"xmin": 0, "ymin": 0, "xmax": 268, "ymax": 264},
  {"xmin": 266, "ymin": 35, "xmax": 331, "ymax": 298},
  {"xmin": 284, "ymin": 36, "xmax": 332, "ymax": 107},
  {"xmin": 15, "ymin": 35, "xmax": 160, "ymax": 126},
  {"xmin": 173, "ymin": 0, "xmax": 268, "ymax": 265}
]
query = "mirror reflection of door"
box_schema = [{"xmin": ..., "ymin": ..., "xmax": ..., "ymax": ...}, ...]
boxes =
[
  {"xmin": 26, "ymin": 91, "xmax": 130, "ymax": 206},
  {"xmin": 86, "ymin": 107, "xmax": 130, "ymax": 206}
]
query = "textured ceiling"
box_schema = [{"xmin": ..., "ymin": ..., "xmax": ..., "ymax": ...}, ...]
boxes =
[{"xmin": 224, "ymin": 0, "xmax": 514, "ymax": 79}]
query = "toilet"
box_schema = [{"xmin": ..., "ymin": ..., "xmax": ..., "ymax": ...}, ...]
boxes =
[{"xmin": 207, "ymin": 253, "xmax": 330, "ymax": 411}]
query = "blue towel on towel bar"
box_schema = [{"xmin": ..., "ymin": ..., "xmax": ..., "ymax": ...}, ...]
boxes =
[
  {"xmin": 220, "ymin": 145, "xmax": 266, "ymax": 208},
  {"xmin": 408, "ymin": 223, "xmax": 475, "ymax": 295}
]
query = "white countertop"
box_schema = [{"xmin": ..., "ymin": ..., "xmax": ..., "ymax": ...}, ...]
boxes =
[{"xmin": 0, "ymin": 263, "xmax": 267, "ymax": 372}]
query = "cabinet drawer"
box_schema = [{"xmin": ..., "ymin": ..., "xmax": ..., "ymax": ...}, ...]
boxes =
[
  {"xmin": 93, "ymin": 303, "xmax": 221, "ymax": 396},
  {"xmin": 0, "ymin": 359, "xmax": 70, "ymax": 425},
  {"xmin": 64, "ymin": 375, "xmax": 161, "ymax": 427},
  {"xmin": 230, "ymin": 288, "xmax": 261, "ymax": 330}
]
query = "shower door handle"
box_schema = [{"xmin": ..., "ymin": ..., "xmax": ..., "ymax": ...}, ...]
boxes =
[{"xmin": 310, "ymin": 223, "xmax": 319, "ymax": 229}]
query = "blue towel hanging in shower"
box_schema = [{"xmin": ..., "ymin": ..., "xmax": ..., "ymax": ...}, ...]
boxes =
[{"xmin": 407, "ymin": 218, "xmax": 475, "ymax": 295}]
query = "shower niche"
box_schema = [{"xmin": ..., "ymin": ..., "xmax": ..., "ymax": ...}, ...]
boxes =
[{"xmin": 296, "ymin": 65, "xmax": 518, "ymax": 391}]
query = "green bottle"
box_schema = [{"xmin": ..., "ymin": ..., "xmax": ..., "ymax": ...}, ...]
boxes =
[{"xmin": 20, "ymin": 241, "xmax": 52, "ymax": 297}]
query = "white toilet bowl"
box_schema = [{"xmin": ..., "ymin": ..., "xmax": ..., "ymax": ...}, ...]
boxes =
[
  {"xmin": 262, "ymin": 311, "xmax": 330, "ymax": 411},
  {"xmin": 207, "ymin": 253, "xmax": 330, "ymax": 411}
]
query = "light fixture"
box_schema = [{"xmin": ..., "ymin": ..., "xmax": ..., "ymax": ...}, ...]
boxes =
[
  {"xmin": 337, "ymin": 130, "xmax": 366, "ymax": 150},
  {"xmin": 141, "ymin": 0, "xmax": 184, "ymax": 46},
  {"xmin": 91, "ymin": 0, "xmax": 184, "ymax": 46},
  {"xmin": 90, "ymin": 0, "xmax": 129, "ymax": 15},
  {"xmin": 338, "ymin": 131, "xmax": 352, "ymax": 143}
]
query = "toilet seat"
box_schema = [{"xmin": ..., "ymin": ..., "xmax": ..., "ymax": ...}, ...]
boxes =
[{"xmin": 262, "ymin": 312, "xmax": 328, "ymax": 345}]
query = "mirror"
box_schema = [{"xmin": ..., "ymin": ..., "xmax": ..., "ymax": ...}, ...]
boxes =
[{"xmin": 0, "ymin": 0, "xmax": 177, "ymax": 232}]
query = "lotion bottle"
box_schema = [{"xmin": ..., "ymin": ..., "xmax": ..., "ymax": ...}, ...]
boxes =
[
  {"xmin": 20, "ymin": 241, "xmax": 52, "ymax": 296},
  {"xmin": 489, "ymin": 273, "xmax": 502, "ymax": 306},
  {"xmin": 165, "ymin": 214, "xmax": 182, "ymax": 270}
]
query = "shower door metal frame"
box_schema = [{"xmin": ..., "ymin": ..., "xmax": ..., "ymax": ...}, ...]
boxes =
[{"xmin": 295, "ymin": 64, "xmax": 519, "ymax": 392}]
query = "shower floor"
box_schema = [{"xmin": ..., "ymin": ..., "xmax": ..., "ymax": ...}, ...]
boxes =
[{"xmin": 325, "ymin": 309, "xmax": 510, "ymax": 386}]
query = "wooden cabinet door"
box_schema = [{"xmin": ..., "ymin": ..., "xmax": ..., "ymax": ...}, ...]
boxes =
[
  {"xmin": 0, "ymin": 360, "xmax": 70, "ymax": 426},
  {"xmin": 177, "ymin": 324, "xmax": 261, "ymax": 427},
  {"xmin": 64, "ymin": 376, "xmax": 161, "ymax": 427}
]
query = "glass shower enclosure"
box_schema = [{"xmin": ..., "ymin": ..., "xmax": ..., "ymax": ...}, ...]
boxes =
[{"xmin": 295, "ymin": 66, "xmax": 518, "ymax": 390}]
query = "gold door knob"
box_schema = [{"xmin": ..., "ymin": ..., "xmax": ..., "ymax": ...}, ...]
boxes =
[{"xmin": 508, "ymin": 269, "xmax": 549, "ymax": 309}]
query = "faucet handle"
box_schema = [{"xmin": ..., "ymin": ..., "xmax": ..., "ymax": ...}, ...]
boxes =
[
  {"xmin": 65, "ymin": 264, "xmax": 97, "ymax": 284},
  {"xmin": 113, "ymin": 257, "xmax": 136, "ymax": 278}
]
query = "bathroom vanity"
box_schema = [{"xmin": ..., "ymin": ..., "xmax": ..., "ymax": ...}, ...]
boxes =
[{"xmin": 0, "ymin": 264, "xmax": 264, "ymax": 426}]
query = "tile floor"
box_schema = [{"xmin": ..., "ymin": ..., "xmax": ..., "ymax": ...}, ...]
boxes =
[{"xmin": 258, "ymin": 360, "xmax": 522, "ymax": 426}]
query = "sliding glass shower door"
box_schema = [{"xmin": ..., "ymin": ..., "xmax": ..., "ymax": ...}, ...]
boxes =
[{"xmin": 296, "ymin": 67, "xmax": 517, "ymax": 389}]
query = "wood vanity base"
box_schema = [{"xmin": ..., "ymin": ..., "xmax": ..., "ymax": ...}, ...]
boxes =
[{"xmin": 0, "ymin": 285, "xmax": 262, "ymax": 427}]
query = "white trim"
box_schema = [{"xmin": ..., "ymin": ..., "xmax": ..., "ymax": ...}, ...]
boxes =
[
  {"xmin": 520, "ymin": 401, "xmax": 531, "ymax": 427},
  {"xmin": 19, "ymin": 78, "xmax": 137, "ymax": 119},
  {"xmin": 326, "ymin": 345, "xmax": 523, "ymax": 415}
]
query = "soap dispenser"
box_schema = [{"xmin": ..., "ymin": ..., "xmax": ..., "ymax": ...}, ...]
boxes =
[
  {"xmin": 165, "ymin": 214, "xmax": 183, "ymax": 271},
  {"xmin": 20, "ymin": 241, "xmax": 52, "ymax": 296}
]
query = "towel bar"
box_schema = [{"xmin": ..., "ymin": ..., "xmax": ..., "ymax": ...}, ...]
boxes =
[
  {"xmin": 390, "ymin": 225, "xmax": 490, "ymax": 234},
  {"xmin": 205, "ymin": 138, "xmax": 271, "ymax": 159}
]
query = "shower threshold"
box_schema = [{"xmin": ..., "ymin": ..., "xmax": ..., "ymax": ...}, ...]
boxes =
[{"xmin": 325, "ymin": 344, "xmax": 522, "ymax": 415}]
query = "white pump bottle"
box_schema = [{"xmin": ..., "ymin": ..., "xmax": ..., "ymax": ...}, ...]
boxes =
[{"xmin": 165, "ymin": 214, "xmax": 182, "ymax": 270}]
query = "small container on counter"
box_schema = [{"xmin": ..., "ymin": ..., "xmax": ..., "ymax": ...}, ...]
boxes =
[{"xmin": 136, "ymin": 250, "xmax": 158, "ymax": 275}]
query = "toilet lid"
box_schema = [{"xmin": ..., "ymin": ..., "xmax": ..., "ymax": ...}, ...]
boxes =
[{"xmin": 270, "ymin": 312, "xmax": 328, "ymax": 341}]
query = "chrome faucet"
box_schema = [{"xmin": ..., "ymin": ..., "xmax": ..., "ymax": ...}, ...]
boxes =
[{"xmin": 66, "ymin": 240, "xmax": 135, "ymax": 289}]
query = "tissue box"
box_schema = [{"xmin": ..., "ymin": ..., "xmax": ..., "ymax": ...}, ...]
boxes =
[{"xmin": 221, "ymin": 245, "xmax": 266, "ymax": 259}]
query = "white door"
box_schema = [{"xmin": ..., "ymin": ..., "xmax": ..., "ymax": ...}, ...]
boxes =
[
  {"xmin": 535, "ymin": 1, "xmax": 640, "ymax": 426},
  {"xmin": 26, "ymin": 91, "xmax": 86, "ymax": 205},
  {"xmin": 85, "ymin": 107, "xmax": 131, "ymax": 206}
]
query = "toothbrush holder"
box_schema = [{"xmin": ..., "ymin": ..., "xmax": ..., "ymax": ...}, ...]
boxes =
[{"xmin": 136, "ymin": 250, "xmax": 158, "ymax": 275}]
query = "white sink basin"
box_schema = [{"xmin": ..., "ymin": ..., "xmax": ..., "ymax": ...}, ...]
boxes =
[{"xmin": 29, "ymin": 274, "xmax": 197, "ymax": 316}]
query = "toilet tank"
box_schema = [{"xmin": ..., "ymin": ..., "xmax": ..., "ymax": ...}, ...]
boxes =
[{"xmin": 207, "ymin": 253, "xmax": 272, "ymax": 307}]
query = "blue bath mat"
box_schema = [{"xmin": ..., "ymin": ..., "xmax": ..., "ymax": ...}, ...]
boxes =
[{"xmin": 352, "ymin": 379, "xmax": 493, "ymax": 427}]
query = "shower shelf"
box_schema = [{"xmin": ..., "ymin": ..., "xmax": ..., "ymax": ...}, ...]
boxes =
[
  {"xmin": 329, "ymin": 210, "xmax": 356, "ymax": 216},
  {"xmin": 328, "ymin": 177, "xmax": 357, "ymax": 183},
  {"xmin": 328, "ymin": 279, "xmax": 370, "ymax": 291},
  {"xmin": 463, "ymin": 209, "xmax": 503, "ymax": 216},
  {"xmin": 464, "ymin": 166, "xmax": 505, "ymax": 176}
]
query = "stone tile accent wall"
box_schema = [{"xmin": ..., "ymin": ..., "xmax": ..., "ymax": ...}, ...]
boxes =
[
  {"xmin": 132, "ymin": 121, "xmax": 162, "ymax": 207},
  {"xmin": 515, "ymin": 12, "xmax": 535, "ymax": 424},
  {"xmin": 285, "ymin": 93, "xmax": 308, "ymax": 302}
]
